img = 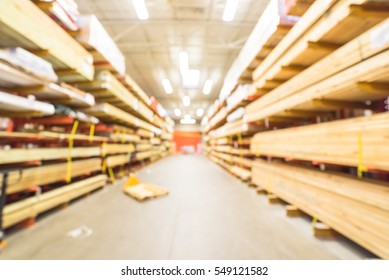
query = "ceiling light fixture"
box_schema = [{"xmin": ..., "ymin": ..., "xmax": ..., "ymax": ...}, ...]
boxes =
[
  {"xmin": 223, "ymin": 0, "xmax": 239, "ymax": 22},
  {"xmin": 183, "ymin": 69, "xmax": 200, "ymax": 88},
  {"xmin": 203, "ymin": 80, "xmax": 213, "ymax": 95},
  {"xmin": 183, "ymin": 96, "xmax": 190, "ymax": 107},
  {"xmin": 132, "ymin": 0, "xmax": 149, "ymax": 20},
  {"xmin": 174, "ymin": 108, "xmax": 181, "ymax": 117},
  {"xmin": 162, "ymin": 79, "xmax": 173, "ymax": 94},
  {"xmin": 196, "ymin": 108, "xmax": 204, "ymax": 117},
  {"xmin": 179, "ymin": 51, "xmax": 189, "ymax": 75},
  {"xmin": 180, "ymin": 118, "xmax": 196, "ymax": 125}
]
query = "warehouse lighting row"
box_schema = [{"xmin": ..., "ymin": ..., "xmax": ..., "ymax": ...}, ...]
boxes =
[
  {"xmin": 174, "ymin": 108, "xmax": 204, "ymax": 118},
  {"xmin": 132, "ymin": 0, "xmax": 239, "ymax": 22}
]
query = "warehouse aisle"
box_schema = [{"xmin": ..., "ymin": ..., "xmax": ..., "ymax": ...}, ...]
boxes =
[{"xmin": 0, "ymin": 155, "xmax": 373, "ymax": 260}]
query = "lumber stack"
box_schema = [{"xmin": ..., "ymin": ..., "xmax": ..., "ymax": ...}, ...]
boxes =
[
  {"xmin": 3, "ymin": 175, "xmax": 107, "ymax": 229},
  {"xmin": 0, "ymin": 0, "xmax": 94, "ymax": 82},
  {"xmin": 252, "ymin": 159, "xmax": 389, "ymax": 259},
  {"xmin": 203, "ymin": 0, "xmax": 389, "ymax": 259},
  {"xmin": 251, "ymin": 112, "xmax": 389, "ymax": 171},
  {"xmin": 0, "ymin": 0, "xmax": 173, "ymax": 238}
]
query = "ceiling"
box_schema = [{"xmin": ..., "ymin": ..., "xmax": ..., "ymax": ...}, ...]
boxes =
[{"xmin": 76, "ymin": 0, "xmax": 269, "ymax": 122}]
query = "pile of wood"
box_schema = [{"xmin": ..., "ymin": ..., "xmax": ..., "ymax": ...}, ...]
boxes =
[
  {"xmin": 3, "ymin": 175, "xmax": 107, "ymax": 229},
  {"xmin": 251, "ymin": 112, "xmax": 389, "ymax": 171},
  {"xmin": 0, "ymin": 0, "xmax": 174, "ymax": 238},
  {"xmin": 0, "ymin": 0, "xmax": 94, "ymax": 82},
  {"xmin": 203, "ymin": 0, "xmax": 389, "ymax": 259},
  {"xmin": 252, "ymin": 159, "xmax": 389, "ymax": 259}
]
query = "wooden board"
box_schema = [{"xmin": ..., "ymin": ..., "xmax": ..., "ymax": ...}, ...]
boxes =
[
  {"xmin": 102, "ymin": 143, "xmax": 134, "ymax": 155},
  {"xmin": 247, "ymin": 19, "xmax": 389, "ymax": 121},
  {"xmin": 252, "ymin": 159, "xmax": 389, "ymax": 259},
  {"xmin": 252, "ymin": 0, "xmax": 389, "ymax": 89},
  {"xmin": 251, "ymin": 112, "xmax": 389, "ymax": 172},
  {"xmin": 0, "ymin": 60, "xmax": 43, "ymax": 87},
  {"xmin": 106, "ymin": 154, "xmax": 129, "ymax": 168},
  {"xmin": 248, "ymin": 47, "xmax": 389, "ymax": 122},
  {"xmin": 14, "ymin": 82, "xmax": 95, "ymax": 108},
  {"xmin": 75, "ymin": 71, "xmax": 154, "ymax": 123},
  {"xmin": 0, "ymin": 0, "xmax": 93, "ymax": 81},
  {"xmin": 0, "ymin": 146, "xmax": 100, "ymax": 165},
  {"xmin": 123, "ymin": 183, "xmax": 168, "ymax": 201},
  {"xmin": 83, "ymin": 103, "xmax": 161, "ymax": 134},
  {"xmin": 3, "ymin": 175, "xmax": 107, "ymax": 228},
  {"xmin": 4, "ymin": 158, "xmax": 102, "ymax": 194},
  {"xmin": 0, "ymin": 90, "xmax": 54, "ymax": 116},
  {"xmin": 285, "ymin": 0, "xmax": 315, "ymax": 17}
]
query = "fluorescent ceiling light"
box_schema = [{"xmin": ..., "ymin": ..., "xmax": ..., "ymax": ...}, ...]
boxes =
[
  {"xmin": 196, "ymin": 108, "xmax": 204, "ymax": 117},
  {"xmin": 183, "ymin": 96, "xmax": 190, "ymax": 107},
  {"xmin": 162, "ymin": 79, "xmax": 173, "ymax": 94},
  {"xmin": 223, "ymin": 0, "xmax": 239, "ymax": 22},
  {"xmin": 132, "ymin": 0, "xmax": 149, "ymax": 20},
  {"xmin": 203, "ymin": 80, "xmax": 213, "ymax": 95},
  {"xmin": 183, "ymin": 69, "xmax": 200, "ymax": 88},
  {"xmin": 179, "ymin": 51, "xmax": 188, "ymax": 75},
  {"xmin": 174, "ymin": 108, "xmax": 181, "ymax": 117},
  {"xmin": 180, "ymin": 118, "xmax": 196, "ymax": 125}
]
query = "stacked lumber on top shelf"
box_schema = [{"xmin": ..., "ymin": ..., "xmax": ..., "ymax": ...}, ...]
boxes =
[
  {"xmin": 237, "ymin": 0, "xmax": 297, "ymax": 84},
  {"xmin": 3, "ymin": 174, "xmax": 107, "ymax": 229},
  {"xmin": 0, "ymin": 0, "xmax": 94, "ymax": 82},
  {"xmin": 33, "ymin": 0, "xmax": 80, "ymax": 31},
  {"xmin": 247, "ymin": 18, "xmax": 389, "ymax": 122},
  {"xmin": 75, "ymin": 71, "xmax": 155, "ymax": 124},
  {"xmin": 75, "ymin": 15, "xmax": 125, "ymax": 76},
  {"xmin": 251, "ymin": 0, "xmax": 389, "ymax": 96},
  {"xmin": 0, "ymin": 47, "xmax": 58, "ymax": 86},
  {"xmin": 219, "ymin": 0, "xmax": 297, "ymax": 101},
  {"xmin": 285, "ymin": 0, "xmax": 315, "ymax": 17},
  {"xmin": 83, "ymin": 103, "xmax": 161, "ymax": 134},
  {"xmin": 251, "ymin": 112, "xmax": 389, "ymax": 172},
  {"xmin": 252, "ymin": 159, "xmax": 389, "ymax": 259},
  {"xmin": 119, "ymin": 74, "xmax": 151, "ymax": 107}
]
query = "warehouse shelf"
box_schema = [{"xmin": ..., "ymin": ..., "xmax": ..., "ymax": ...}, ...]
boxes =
[
  {"xmin": 252, "ymin": 159, "xmax": 389, "ymax": 259},
  {"xmin": 0, "ymin": 0, "xmax": 94, "ymax": 82}
]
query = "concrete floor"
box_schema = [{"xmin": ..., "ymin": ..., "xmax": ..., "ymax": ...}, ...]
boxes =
[{"xmin": 0, "ymin": 154, "xmax": 374, "ymax": 260}]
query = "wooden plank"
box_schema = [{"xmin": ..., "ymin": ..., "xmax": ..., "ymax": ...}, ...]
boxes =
[
  {"xmin": 0, "ymin": 0, "xmax": 93, "ymax": 81},
  {"xmin": 83, "ymin": 103, "xmax": 161, "ymax": 134},
  {"xmin": 102, "ymin": 143, "xmax": 134, "ymax": 155},
  {"xmin": 5, "ymin": 158, "xmax": 102, "ymax": 194},
  {"xmin": 252, "ymin": 0, "xmax": 389, "ymax": 87},
  {"xmin": 0, "ymin": 146, "xmax": 100, "ymax": 165},
  {"xmin": 0, "ymin": 90, "xmax": 54, "ymax": 116},
  {"xmin": 252, "ymin": 159, "xmax": 389, "ymax": 259},
  {"xmin": 75, "ymin": 71, "xmax": 154, "ymax": 123},
  {"xmin": 106, "ymin": 154, "xmax": 129, "ymax": 168},
  {"xmin": 251, "ymin": 112, "xmax": 389, "ymax": 171},
  {"xmin": 247, "ymin": 19, "xmax": 389, "ymax": 122},
  {"xmin": 3, "ymin": 175, "xmax": 107, "ymax": 228}
]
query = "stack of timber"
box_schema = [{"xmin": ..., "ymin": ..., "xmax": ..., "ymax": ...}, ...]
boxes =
[
  {"xmin": 0, "ymin": 0, "xmax": 94, "ymax": 82},
  {"xmin": 203, "ymin": 0, "xmax": 389, "ymax": 259},
  {"xmin": 251, "ymin": 112, "xmax": 389, "ymax": 172},
  {"xmin": 203, "ymin": 0, "xmax": 298, "ymax": 174},
  {"xmin": 75, "ymin": 15, "xmax": 125, "ymax": 76},
  {"xmin": 0, "ymin": 0, "xmax": 173, "ymax": 238},
  {"xmin": 285, "ymin": 0, "xmax": 315, "ymax": 17},
  {"xmin": 252, "ymin": 159, "xmax": 389, "ymax": 259},
  {"xmin": 247, "ymin": 17, "xmax": 389, "ymax": 122},
  {"xmin": 33, "ymin": 0, "xmax": 80, "ymax": 31},
  {"xmin": 3, "ymin": 175, "xmax": 107, "ymax": 229}
]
